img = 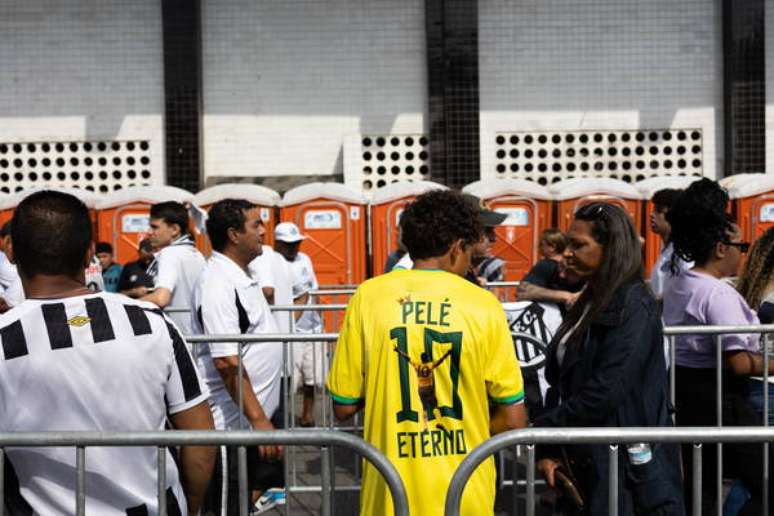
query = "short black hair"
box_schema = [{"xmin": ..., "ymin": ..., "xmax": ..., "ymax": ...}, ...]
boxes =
[
  {"xmin": 95, "ymin": 242, "xmax": 113, "ymax": 255},
  {"xmin": 652, "ymin": 188, "xmax": 682, "ymax": 212},
  {"xmin": 12, "ymin": 190, "xmax": 92, "ymax": 278},
  {"xmin": 400, "ymin": 190, "xmax": 482, "ymax": 260},
  {"xmin": 207, "ymin": 199, "xmax": 257, "ymax": 252},
  {"xmin": 149, "ymin": 201, "xmax": 190, "ymax": 236}
]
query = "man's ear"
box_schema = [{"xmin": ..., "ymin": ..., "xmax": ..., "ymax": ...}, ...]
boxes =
[
  {"xmin": 449, "ymin": 238, "xmax": 465, "ymax": 266},
  {"xmin": 84, "ymin": 241, "xmax": 95, "ymax": 268},
  {"xmin": 227, "ymin": 226, "xmax": 241, "ymax": 246}
]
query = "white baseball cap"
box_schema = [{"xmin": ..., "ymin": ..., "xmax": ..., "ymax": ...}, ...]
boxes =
[{"xmin": 275, "ymin": 222, "xmax": 307, "ymax": 243}]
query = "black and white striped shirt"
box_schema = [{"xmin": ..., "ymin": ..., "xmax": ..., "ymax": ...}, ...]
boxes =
[{"xmin": 0, "ymin": 291, "xmax": 209, "ymax": 515}]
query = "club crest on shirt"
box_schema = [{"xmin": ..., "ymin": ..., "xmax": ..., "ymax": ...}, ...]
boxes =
[{"xmin": 67, "ymin": 315, "xmax": 91, "ymax": 327}]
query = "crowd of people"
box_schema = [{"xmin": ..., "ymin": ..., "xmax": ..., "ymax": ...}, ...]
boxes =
[
  {"xmin": 3, "ymin": 178, "xmax": 774, "ymax": 515},
  {"xmin": 0, "ymin": 193, "xmax": 323, "ymax": 515}
]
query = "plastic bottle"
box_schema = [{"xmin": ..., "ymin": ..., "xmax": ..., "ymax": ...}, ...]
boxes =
[{"xmin": 627, "ymin": 443, "xmax": 652, "ymax": 465}]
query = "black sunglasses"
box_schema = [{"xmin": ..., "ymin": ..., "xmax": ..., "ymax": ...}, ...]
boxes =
[{"xmin": 723, "ymin": 241, "xmax": 750, "ymax": 253}]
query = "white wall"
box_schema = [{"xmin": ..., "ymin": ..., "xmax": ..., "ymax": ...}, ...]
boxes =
[
  {"xmin": 479, "ymin": 0, "xmax": 723, "ymax": 182},
  {"xmin": 202, "ymin": 0, "xmax": 428, "ymax": 182},
  {"xmin": 0, "ymin": 0, "xmax": 165, "ymax": 191}
]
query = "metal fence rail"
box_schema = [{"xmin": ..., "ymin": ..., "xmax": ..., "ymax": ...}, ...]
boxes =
[
  {"xmin": 0, "ymin": 429, "xmax": 409, "ymax": 516},
  {"xmin": 445, "ymin": 427, "xmax": 774, "ymax": 516}
]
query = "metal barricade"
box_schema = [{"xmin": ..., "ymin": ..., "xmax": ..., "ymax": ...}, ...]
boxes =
[
  {"xmin": 445, "ymin": 427, "xmax": 774, "ymax": 516},
  {"xmin": 0, "ymin": 429, "xmax": 408, "ymax": 516}
]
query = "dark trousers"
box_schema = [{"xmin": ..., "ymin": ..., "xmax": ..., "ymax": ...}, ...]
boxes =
[
  {"xmin": 203, "ymin": 385, "xmax": 286, "ymax": 516},
  {"xmin": 675, "ymin": 366, "xmax": 774, "ymax": 515}
]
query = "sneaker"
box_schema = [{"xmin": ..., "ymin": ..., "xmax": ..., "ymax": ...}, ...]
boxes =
[{"xmin": 251, "ymin": 488, "xmax": 286, "ymax": 515}]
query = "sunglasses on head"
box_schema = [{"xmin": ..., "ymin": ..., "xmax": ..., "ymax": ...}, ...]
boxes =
[{"xmin": 723, "ymin": 241, "xmax": 750, "ymax": 253}]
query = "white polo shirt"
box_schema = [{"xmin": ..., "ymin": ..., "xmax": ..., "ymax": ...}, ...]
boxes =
[
  {"xmin": 288, "ymin": 252, "xmax": 319, "ymax": 296},
  {"xmin": 0, "ymin": 291, "xmax": 208, "ymax": 515},
  {"xmin": 150, "ymin": 235, "xmax": 206, "ymax": 336},
  {"xmin": 249, "ymin": 247, "xmax": 295, "ymax": 333},
  {"xmin": 192, "ymin": 252, "xmax": 284, "ymax": 430}
]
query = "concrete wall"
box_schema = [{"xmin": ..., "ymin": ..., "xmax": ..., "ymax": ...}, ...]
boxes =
[
  {"xmin": 479, "ymin": 0, "xmax": 723, "ymax": 182},
  {"xmin": 0, "ymin": 0, "xmax": 165, "ymax": 192},
  {"xmin": 201, "ymin": 0, "xmax": 428, "ymax": 187}
]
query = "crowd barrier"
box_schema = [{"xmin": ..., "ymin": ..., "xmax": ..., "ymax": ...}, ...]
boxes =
[
  {"xmin": 0, "ymin": 429, "xmax": 408, "ymax": 516},
  {"xmin": 173, "ymin": 307, "xmax": 774, "ymax": 515},
  {"xmin": 445, "ymin": 427, "xmax": 774, "ymax": 516}
]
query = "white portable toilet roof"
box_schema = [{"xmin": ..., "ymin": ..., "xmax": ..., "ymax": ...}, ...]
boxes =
[
  {"xmin": 0, "ymin": 187, "xmax": 100, "ymax": 210},
  {"xmin": 281, "ymin": 182, "xmax": 367, "ymax": 206},
  {"xmin": 549, "ymin": 178, "xmax": 642, "ymax": 201},
  {"xmin": 95, "ymin": 186, "xmax": 193, "ymax": 210},
  {"xmin": 370, "ymin": 180, "xmax": 448, "ymax": 206},
  {"xmin": 727, "ymin": 173, "xmax": 774, "ymax": 199},
  {"xmin": 193, "ymin": 183, "xmax": 280, "ymax": 207},
  {"xmin": 462, "ymin": 178, "xmax": 551, "ymax": 201},
  {"xmin": 719, "ymin": 173, "xmax": 761, "ymax": 190},
  {"xmin": 635, "ymin": 176, "xmax": 700, "ymax": 199}
]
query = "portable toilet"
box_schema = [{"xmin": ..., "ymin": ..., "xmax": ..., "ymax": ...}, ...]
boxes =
[
  {"xmin": 370, "ymin": 181, "xmax": 448, "ymax": 275},
  {"xmin": 726, "ymin": 173, "xmax": 774, "ymax": 243},
  {"xmin": 550, "ymin": 178, "xmax": 642, "ymax": 233},
  {"xmin": 192, "ymin": 183, "xmax": 280, "ymax": 256},
  {"xmin": 635, "ymin": 176, "xmax": 699, "ymax": 276},
  {"xmin": 462, "ymin": 179, "xmax": 552, "ymax": 281},
  {"xmin": 96, "ymin": 185, "xmax": 193, "ymax": 265},
  {"xmin": 0, "ymin": 187, "xmax": 99, "ymax": 230},
  {"xmin": 280, "ymin": 182, "xmax": 367, "ymax": 287}
]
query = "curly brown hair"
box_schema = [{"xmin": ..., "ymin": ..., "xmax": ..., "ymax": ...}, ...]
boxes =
[
  {"xmin": 400, "ymin": 190, "xmax": 482, "ymax": 260},
  {"xmin": 738, "ymin": 227, "xmax": 774, "ymax": 309}
]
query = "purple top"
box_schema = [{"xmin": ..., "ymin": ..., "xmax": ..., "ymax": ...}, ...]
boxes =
[{"xmin": 663, "ymin": 269, "xmax": 760, "ymax": 368}]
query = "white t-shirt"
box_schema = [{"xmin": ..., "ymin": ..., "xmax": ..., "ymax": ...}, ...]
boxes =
[
  {"xmin": 0, "ymin": 291, "xmax": 208, "ymax": 515},
  {"xmin": 250, "ymin": 247, "xmax": 295, "ymax": 333},
  {"xmin": 650, "ymin": 242, "xmax": 692, "ymax": 298},
  {"xmin": 392, "ymin": 253, "xmax": 413, "ymax": 271},
  {"xmin": 248, "ymin": 245, "xmax": 277, "ymax": 291},
  {"xmin": 149, "ymin": 236, "xmax": 206, "ymax": 336},
  {"xmin": 288, "ymin": 252, "xmax": 319, "ymax": 297},
  {"xmin": 85, "ymin": 255, "xmax": 104, "ymax": 292},
  {"xmin": 0, "ymin": 251, "xmax": 24, "ymax": 306},
  {"xmin": 192, "ymin": 252, "xmax": 284, "ymax": 430}
]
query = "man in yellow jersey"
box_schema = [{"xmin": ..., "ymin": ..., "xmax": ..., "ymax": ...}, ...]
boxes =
[{"xmin": 327, "ymin": 189, "xmax": 528, "ymax": 516}]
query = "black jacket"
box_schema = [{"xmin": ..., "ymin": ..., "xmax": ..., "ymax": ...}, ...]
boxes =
[{"xmin": 534, "ymin": 280, "xmax": 684, "ymax": 515}]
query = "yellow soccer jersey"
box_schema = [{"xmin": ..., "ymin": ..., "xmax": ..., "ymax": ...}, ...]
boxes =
[{"xmin": 326, "ymin": 269, "xmax": 524, "ymax": 516}]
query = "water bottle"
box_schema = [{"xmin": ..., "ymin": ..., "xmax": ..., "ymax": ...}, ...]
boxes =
[{"xmin": 627, "ymin": 443, "xmax": 652, "ymax": 465}]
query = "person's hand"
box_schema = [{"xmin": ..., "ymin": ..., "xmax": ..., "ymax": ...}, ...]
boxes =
[
  {"xmin": 251, "ymin": 418, "xmax": 283, "ymax": 461},
  {"xmin": 563, "ymin": 291, "xmax": 581, "ymax": 309},
  {"xmin": 0, "ymin": 297, "xmax": 11, "ymax": 314},
  {"xmin": 537, "ymin": 457, "xmax": 562, "ymax": 488}
]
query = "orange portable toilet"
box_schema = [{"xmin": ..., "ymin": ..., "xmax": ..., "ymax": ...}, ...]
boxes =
[
  {"xmin": 0, "ymin": 187, "xmax": 98, "ymax": 230},
  {"xmin": 369, "ymin": 181, "xmax": 447, "ymax": 275},
  {"xmin": 550, "ymin": 178, "xmax": 642, "ymax": 233},
  {"xmin": 726, "ymin": 173, "xmax": 774, "ymax": 243},
  {"xmin": 280, "ymin": 182, "xmax": 367, "ymax": 287},
  {"xmin": 462, "ymin": 179, "xmax": 551, "ymax": 281},
  {"xmin": 96, "ymin": 186, "xmax": 193, "ymax": 265},
  {"xmin": 192, "ymin": 184, "xmax": 280, "ymax": 256},
  {"xmin": 635, "ymin": 176, "xmax": 699, "ymax": 276}
]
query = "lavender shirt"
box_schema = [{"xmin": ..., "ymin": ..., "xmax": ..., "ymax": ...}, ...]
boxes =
[{"xmin": 663, "ymin": 269, "xmax": 760, "ymax": 368}]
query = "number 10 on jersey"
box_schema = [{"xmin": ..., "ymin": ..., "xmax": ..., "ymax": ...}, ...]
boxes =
[{"xmin": 390, "ymin": 326, "xmax": 463, "ymax": 424}]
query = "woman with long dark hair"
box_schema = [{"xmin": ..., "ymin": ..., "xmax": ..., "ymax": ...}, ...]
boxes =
[
  {"xmin": 533, "ymin": 202, "xmax": 683, "ymax": 515},
  {"xmin": 665, "ymin": 178, "xmax": 774, "ymax": 515}
]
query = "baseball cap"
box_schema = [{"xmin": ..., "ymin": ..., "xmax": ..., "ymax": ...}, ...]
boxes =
[
  {"xmin": 275, "ymin": 222, "xmax": 307, "ymax": 243},
  {"xmin": 462, "ymin": 193, "xmax": 507, "ymax": 227}
]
